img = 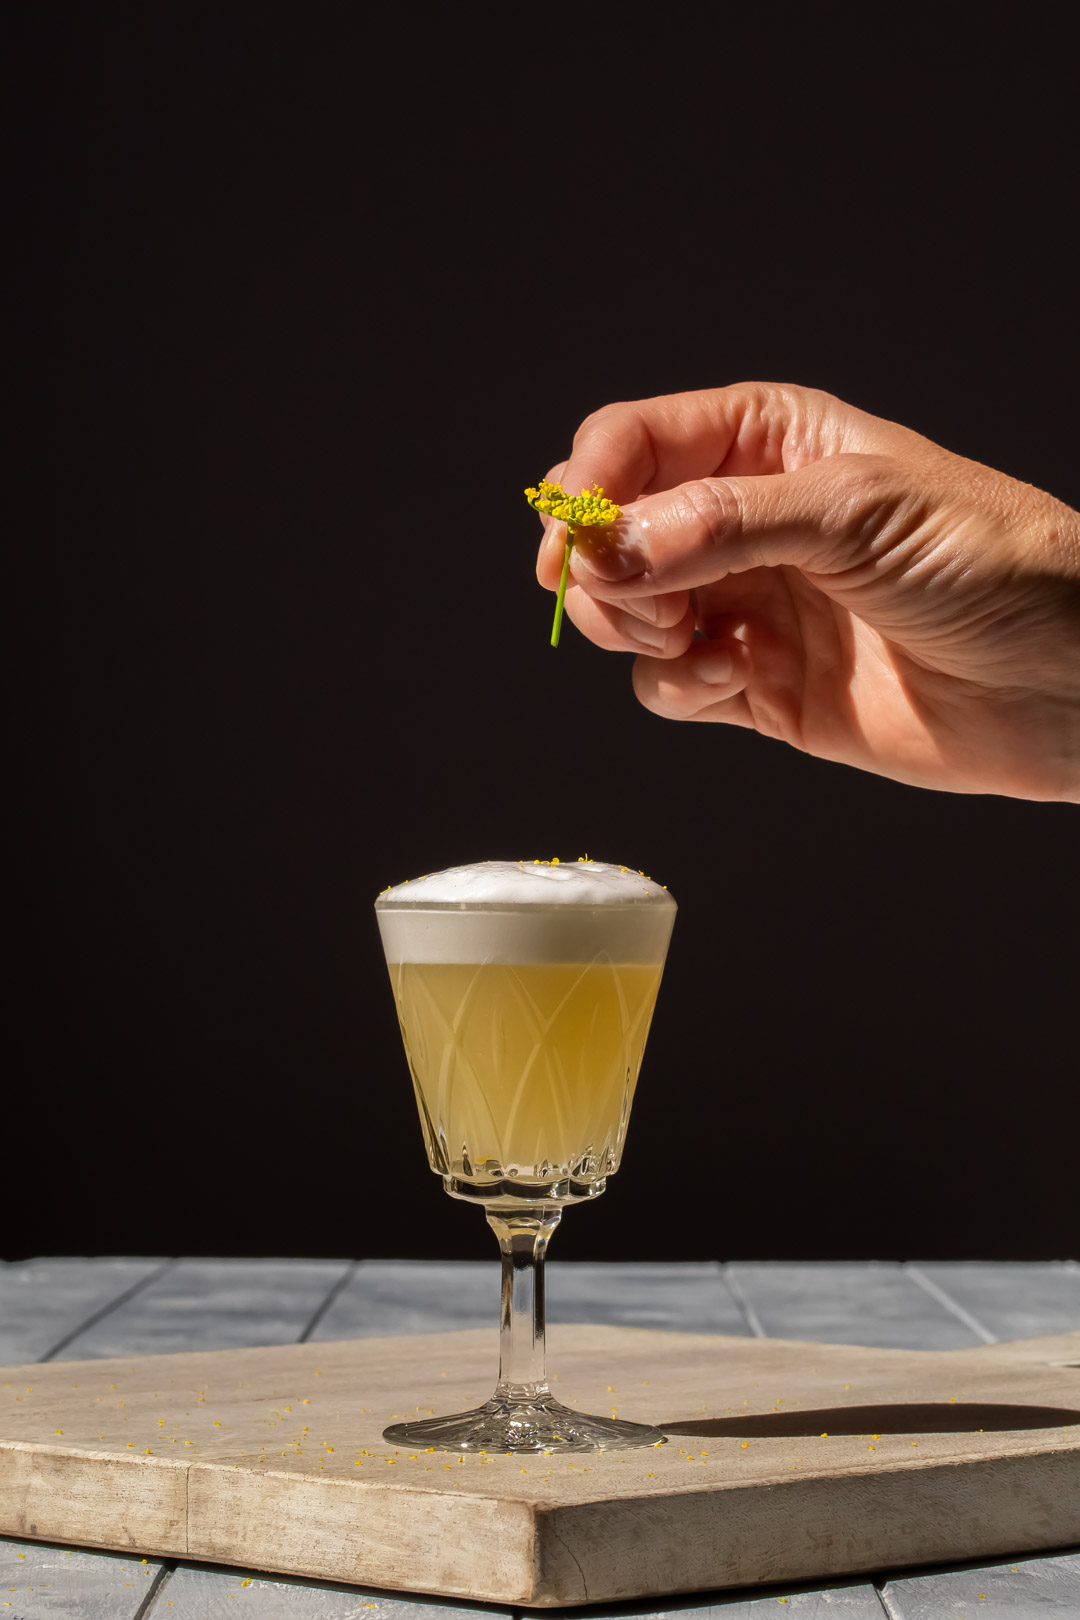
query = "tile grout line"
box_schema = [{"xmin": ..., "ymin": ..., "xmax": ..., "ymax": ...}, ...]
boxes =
[
  {"xmin": 39, "ymin": 1257, "xmax": 179, "ymax": 1363},
  {"xmin": 719, "ymin": 1264, "xmax": 767, "ymax": 1339},
  {"xmin": 298, "ymin": 1260, "xmax": 359, "ymax": 1343},
  {"xmin": 902, "ymin": 1264, "xmax": 997, "ymax": 1344},
  {"xmin": 875, "ymin": 1576, "xmax": 902, "ymax": 1619},
  {"xmin": 134, "ymin": 1560, "xmax": 175, "ymax": 1617}
]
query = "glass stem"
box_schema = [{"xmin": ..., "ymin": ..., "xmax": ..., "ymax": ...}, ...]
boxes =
[{"xmin": 486, "ymin": 1204, "xmax": 561, "ymax": 1403}]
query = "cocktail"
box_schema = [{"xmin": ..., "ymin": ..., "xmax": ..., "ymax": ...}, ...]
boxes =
[{"xmin": 375, "ymin": 858, "xmax": 676, "ymax": 1452}]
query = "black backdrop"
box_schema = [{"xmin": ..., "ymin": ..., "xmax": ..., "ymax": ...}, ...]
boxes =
[{"xmin": 10, "ymin": 7, "xmax": 1078, "ymax": 1263}]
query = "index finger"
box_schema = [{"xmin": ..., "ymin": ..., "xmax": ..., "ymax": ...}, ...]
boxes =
[{"xmin": 558, "ymin": 381, "xmax": 869, "ymax": 506}]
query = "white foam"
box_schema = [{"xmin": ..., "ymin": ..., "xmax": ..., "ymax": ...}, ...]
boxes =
[
  {"xmin": 376, "ymin": 859, "xmax": 673, "ymax": 908},
  {"xmin": 375, "ymin": 860, "xmax": 676, "ymax": 965}
]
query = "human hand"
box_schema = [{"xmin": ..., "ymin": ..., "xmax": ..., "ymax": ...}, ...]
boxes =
[{"xmin": 534, "ymin": 383, "xmax": 1080, "ymax": 800}]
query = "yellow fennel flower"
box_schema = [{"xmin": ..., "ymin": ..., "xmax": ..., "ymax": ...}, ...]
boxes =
[{"xmin": 525, "ymin": 480, "xmax": 622, "ymax": 647}]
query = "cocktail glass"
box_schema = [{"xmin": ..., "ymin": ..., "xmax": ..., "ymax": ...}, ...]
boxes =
[{"xmin": 375, "ymin": 860, "xmax": 676, "ymax": 1453}]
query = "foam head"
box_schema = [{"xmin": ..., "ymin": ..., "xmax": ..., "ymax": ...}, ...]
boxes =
[{"xmin": 375, "ymin": 860, "xmax": 676, "ymax": 964}]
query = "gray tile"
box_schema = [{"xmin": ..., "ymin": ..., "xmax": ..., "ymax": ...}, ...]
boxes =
[
  {"xmin": 0, "ymin": 1258, "xmax": 168, "ymax": 1366},
  {"xmin": 149, "ymin": 1561, "xmax": 512, "ymax": 1618},
  {"xmin": 0, "ymin": 1535, "xmax": 167, "ymax": 1618},
  {"xmin": 309, "ymin": 1261, "xmax": 495, "ymax": 1339},
  {"xmin": 546, "ymin": 1262, "xmax": 749, "ymax": 1335},
  {"xmin": 588, "ymin": 1581, "xmax": 886, "ymax": 1615},
  {"xmin": 310, "ymin": 1261, "xmax": 749, "ymax": 1342},
  {"xmin": 58, "ymin": 1260, "xmax": 350, "ymax": 1357},
  {"xmin": 909, "ymin": 1262, "xmax": 1080, "ymax": 1343},
  {"xmin": 724, "ymin": 1263, "xmax": 980, "ymax": 1350},
  {"xmin": 881, "ymin": 1549, "xmax": 1080, "ymax": 1617}
]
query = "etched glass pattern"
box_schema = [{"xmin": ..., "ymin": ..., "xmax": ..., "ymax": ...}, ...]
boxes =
[{"xmin": 389, "ymin": 957, "xmax": 662, "ymax": 1187}]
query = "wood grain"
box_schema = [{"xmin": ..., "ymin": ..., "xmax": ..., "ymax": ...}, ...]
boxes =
[{"xmin": 2, "ymin": 1326, "xmax": 1077, "ymax": 1605}]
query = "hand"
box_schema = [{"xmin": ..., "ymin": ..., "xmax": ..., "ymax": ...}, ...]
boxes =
[{"xmin": 535, "ymin": 383, "xmax": 1080, "ymax": 800}]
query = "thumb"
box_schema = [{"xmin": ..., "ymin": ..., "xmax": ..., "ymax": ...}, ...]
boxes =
[{"xmin": 569, "ymin": 453, "xmax": 905, "ymax": 596}]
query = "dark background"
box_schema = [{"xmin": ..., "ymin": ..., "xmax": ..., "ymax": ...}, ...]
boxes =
[{"xmin": 10, "ymin": 7, "xmax": 1078, "ymax": 1263}]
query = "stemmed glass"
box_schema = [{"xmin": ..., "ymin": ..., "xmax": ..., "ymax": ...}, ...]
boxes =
[{"xmin": 375, "ymin": 859, "xmax": 676, "ymax": 1453}]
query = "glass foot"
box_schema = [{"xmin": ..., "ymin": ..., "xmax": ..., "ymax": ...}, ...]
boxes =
[{"xmin": 383, "ymin": 1394, "xmax": 667, "ymax": 1453}]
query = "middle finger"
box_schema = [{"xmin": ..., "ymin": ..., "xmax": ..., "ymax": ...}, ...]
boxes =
[{"xmin": 562, "ymin": 584, "xmax": 696, "ymax": 657}]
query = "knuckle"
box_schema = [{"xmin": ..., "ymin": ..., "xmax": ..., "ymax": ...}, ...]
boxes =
[
  {"xmin": 573, "ymin": 404, "xmax": 621, "ymax": 451},
  {"xmin": 677, "ymin": 478, "xmax": 741, "ymax": 553},
  {"xmin": 790, "ymin": 383, "xmax": 841, "ymax": 414},
  {"xmin": 571, "ymin": 401, "xmax": 644, "ymax": 465},
  {"xmin": 819, "ymin": 452, "xmax": 906, "ymax": 540}
]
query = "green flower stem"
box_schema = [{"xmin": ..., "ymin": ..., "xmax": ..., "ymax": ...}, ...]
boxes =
[{"xmin": 551, "ymin": 528, "xmax": 575, "ymax": 648}]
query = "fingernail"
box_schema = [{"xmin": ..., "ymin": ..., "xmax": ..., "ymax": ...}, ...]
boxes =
[
  {"xmin": 571, "ymin": 517, "xmax": 648, "ymax": 582},
  {"xmin": 699, "ymin": 648, "xmax": 734, "ymax": 685},
  {"xmin": 626, "ymin": 596, "xmax": 659, "ymax": 623},
  {"xmin": 629, "ymin": 618, "xmax": 668, "ymax": 651}
]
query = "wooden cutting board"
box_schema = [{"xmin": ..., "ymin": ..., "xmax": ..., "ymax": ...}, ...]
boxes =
[{"xmin": 2, "ymin": 1326, "xmax": 1078, "ymax": 1606}]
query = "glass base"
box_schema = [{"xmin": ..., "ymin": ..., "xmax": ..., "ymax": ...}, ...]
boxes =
[
  {"xmin": 383, "ymin": 1393, "xmax": 667, "ymax": 1454},
  {"xmin": 443, "ymin": 1172, "xmax": 608, "ymax": 1206}
]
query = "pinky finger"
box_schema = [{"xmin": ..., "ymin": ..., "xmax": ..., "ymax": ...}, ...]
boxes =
[{"xmin": 632, "ymin": 637, "xmax": 754, "ymax": 725}]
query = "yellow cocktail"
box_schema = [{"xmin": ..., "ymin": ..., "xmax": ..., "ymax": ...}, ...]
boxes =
[
  {"xmin": 387, "ymin": 958, "xmax": 663, "ymax": 1187},
  {"xmin": 375, "ymin": 858, "xmax": 676, "ymax": 1451}
]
